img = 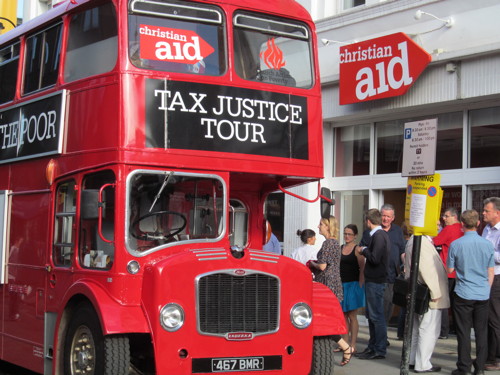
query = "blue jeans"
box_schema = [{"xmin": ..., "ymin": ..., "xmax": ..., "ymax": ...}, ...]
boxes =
[{"xmin": 365, "ymin": 282, "xmax": 388, "ymax": 356}]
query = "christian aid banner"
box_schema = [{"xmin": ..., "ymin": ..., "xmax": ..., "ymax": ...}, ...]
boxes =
[
  {"xmin": 0, "ymin": 91, "xmax": 65, "ymax": 164},
  {"xmin": 139, "ymin": 24, "xmax": 214, "ymax": 65},
  {"xmin": 146, "ymin": 79, "xmax": 308, "ymax": 159},
  {"xmin": 339, "ymin": 32, "xmax": 431, "ymax": 105}
]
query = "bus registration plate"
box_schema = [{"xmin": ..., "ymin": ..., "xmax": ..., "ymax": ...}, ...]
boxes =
[
  {"xmin": 212, "ymin": 357, "xmax": 263, "ymax": 372},
  {"xmin": 192, "ymin": 355, "xmax": 282, "ymax": 373}
]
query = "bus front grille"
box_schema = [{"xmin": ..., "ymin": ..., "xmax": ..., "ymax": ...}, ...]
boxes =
[{"xmin": 197, "ymin": 272, "xmax": 279, "ymax": 336}]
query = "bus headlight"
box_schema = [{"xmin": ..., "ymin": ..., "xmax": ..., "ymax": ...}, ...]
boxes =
[
  {"xmin": 160, "ymin": 303, "xmax": 185, "ymax": 332},
  {"xmin": 290, "ymin": 302, "xmax": 312, "ymax": 329}
]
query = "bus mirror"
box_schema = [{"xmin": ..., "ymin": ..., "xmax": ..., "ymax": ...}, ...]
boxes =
[
  {"xmin": 81, "ymin": 190, "xmax": 99, "ymax": 220},
  {"xmin": 320, "ymin": 188, "xmax": 334, "ymax": 219}
]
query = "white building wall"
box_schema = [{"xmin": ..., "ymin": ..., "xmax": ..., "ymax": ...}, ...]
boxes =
[{"xmin": 284, "ymin": 0, "xmax": 500, "ymax": 243}]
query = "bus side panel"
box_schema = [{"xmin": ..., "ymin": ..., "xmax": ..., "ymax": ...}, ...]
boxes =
[
  {"xmin": 1, "ymin": 191, "xmax": 50, "ymax": 374},
  {"xmin": 65, "ymin": 80, "xmax": 120, "ymax": 154}
]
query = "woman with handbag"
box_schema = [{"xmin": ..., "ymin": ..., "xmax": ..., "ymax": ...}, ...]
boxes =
[{"xmin": 404, "ymin": 235, "xmax": 450, "ymax": 373}]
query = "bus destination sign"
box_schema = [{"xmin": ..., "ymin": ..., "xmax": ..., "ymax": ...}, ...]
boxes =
[
  {"xmin": 146, "ymin": 79, "xmax": 308, "ymax": 160},
  {"xmin": 0, "ymin": 92, "xmax": 65, "ymax": 164}
]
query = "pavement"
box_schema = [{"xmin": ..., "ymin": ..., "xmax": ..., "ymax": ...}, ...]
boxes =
[{"xmin": 333, "ymin": 321, "xmax": 470, "ymax": 375}]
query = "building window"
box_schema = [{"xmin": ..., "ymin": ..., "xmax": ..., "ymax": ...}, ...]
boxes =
[
  {"xmin": 376, "ymin": 112, "xmax": 463, "ymax": 175},
  {"xmin": 343, "ymin": 0, "xmax": 365, "ymax": 10},
  {"xmin": 470, "ymin": 107, "xmax": 500, "ymax": 168},
  {"xmin": 376, "ymin": 120, "xmax": 403, "ymax": 174},
  {"xmin": 471, "ymin": 184, "xmax": 500, "ymax": 234},
  {"xmin": 336, "ymin": 190, "xmax": 368, "ymax": 238},
  {"xmin": 335, "ymin": 124, "xmax": 370, "ymax": 176},
  {"xmin": 435, "ymin": 112, "xmax": 463, "ymax": 170}
]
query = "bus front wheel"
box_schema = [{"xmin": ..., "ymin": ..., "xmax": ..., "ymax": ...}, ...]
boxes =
[
  {"xmin": 64, "ymin": 303, "xmax": 131, "ymax": 375},
  {"xmin": 310, "ymin": 336, "xmax": 335, "ymax": 375}
]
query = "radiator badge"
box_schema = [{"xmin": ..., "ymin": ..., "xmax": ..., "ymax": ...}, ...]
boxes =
[
  {"xmin": 226, "ymin": 332, "xmax": 254, "ymax": 341},
  {"xmin": 234, "ymin": 269, "xmax": 246, "ymax": 276}
]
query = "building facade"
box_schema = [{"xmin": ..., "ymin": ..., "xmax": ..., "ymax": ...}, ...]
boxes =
[{"xmin": 283, "ymin": 0, "xmax": 500, "ymax": 255}]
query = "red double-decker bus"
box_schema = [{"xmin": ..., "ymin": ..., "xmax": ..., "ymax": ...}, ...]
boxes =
[{"xmin": 0, "ymin": 0, "xmax": 345, "ymax": 374}]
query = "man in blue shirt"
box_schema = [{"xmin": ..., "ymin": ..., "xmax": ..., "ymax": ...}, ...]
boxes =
[
  {"xmin": 263, "ymin": 232, "xmax": 281, "ymax": 254},
  {"xmin": 448, "ymin": 209, "xmax": 495, "ymax": 375}
]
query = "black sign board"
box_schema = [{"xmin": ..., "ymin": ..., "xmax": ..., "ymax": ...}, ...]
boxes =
[
  {"xmin": 146, "ymin": 79, "xmax": 308, "ymax": 159},
  {"xmin": 0, "ymin": 91, "xmax": 65, "ymax": 164}
]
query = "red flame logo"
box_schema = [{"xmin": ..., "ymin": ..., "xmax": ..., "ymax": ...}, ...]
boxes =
[{"xmin": 260, "ymin": 38, "xmax": 286, "ymax": 70}]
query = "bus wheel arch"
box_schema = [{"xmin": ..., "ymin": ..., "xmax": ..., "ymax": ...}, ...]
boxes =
[
  {"xmin": 55, "ymin": 295, "xmax": 154, "ymax": 375},
  {"xmin": 61, "ymin": 300, "xmax": 131, "ymax": 375}
]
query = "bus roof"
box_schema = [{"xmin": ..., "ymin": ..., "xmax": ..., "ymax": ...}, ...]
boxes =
[{"xmin": 0, "ymin": 0, "xmax": 313, "ymax": 46}]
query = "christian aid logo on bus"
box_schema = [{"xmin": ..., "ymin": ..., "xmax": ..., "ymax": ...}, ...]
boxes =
[
  {"xmin": 139, "ymin": 25, "xmax": 214, "ymax": 65},
  {"xmin": 339, "ymin": 33, "xmax": 431, "ymax": 105},
  {"xmin": 260, "ymin": 38, "xmax": 285, "ymax": 70}
]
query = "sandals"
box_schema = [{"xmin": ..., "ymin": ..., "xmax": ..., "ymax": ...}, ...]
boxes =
[{"xmin": 340, "ymin": 346, "xmax": 353, "ymax": 366}]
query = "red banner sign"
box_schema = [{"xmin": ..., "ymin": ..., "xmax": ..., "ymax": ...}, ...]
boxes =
[
  {"xmin": 139, "ymin": 25, "xmax": 214, "ymax": 65},
  {"xmin": 339, "ymin": 32, "xmax": 431, "ymax": 105}
]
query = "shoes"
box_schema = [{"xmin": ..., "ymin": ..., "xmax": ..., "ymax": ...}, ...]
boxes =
[
  {"xmin": 354, "ymin": 347, "xmax": 371, "ymax": 358},
  {"xmin": 397, "ymin": 336, "xmax": 404, "ymax": 341},
  {"xmin": 409, "ymin": 365, "xmax": 415, "ymax": 370},
  {"xmin": 451, "ymin": 369, "xmax": 472, "ymax": 375},
  {"xmin": 414, "ymin": 366, "xmax": 441, "ymax": 373},
  {"xmin": 340, "ymin": 346, "xmax": 353, "ymax": 366},
  {"xmin": 485, "ymin": 363, "xmax": 500, "ymax": 371},
  {"xmin": 357, "ymin": 351, "xmax": 385, "ymax": 360},
  {"xmin": 438, "ymin": 335, "xmax": 448, "ymax": 339},
  {"xmin": 474, "ymin": 371, "xmax": 484, "ymax": 375}
]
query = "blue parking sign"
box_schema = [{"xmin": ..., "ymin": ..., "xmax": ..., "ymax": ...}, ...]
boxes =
[{"xmin": 404, "ymin": 128, "xmax": 412, "ymax": 139}]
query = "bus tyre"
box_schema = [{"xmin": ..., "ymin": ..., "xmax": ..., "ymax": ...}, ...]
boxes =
[
  {"xmin": 64, "ymin": 303, "xmax": 131, "ymax": 375},
  {"xmin": 310, "ymin": 336, "xmax": 335, "ymax": 375}
]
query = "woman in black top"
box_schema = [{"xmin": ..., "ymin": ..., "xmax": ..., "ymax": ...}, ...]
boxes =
[{"xmin": 340, "ymin": 224, "xmax": 365, "ymax": 354}]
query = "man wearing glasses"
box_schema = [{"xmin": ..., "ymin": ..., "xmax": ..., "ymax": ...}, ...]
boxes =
[{"xmin": 433, "ymin": 207, "xmax": 463, "ymax": 339}]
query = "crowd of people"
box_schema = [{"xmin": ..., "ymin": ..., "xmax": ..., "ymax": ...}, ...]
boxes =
[{"xmin": 272, "ymin": 196, "xmax": 500, "ymax": 374}]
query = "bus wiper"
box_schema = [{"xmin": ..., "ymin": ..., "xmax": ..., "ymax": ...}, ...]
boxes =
[{"xmin": 149, "ymin": 172, "xmax": 174, "ymax": 212}]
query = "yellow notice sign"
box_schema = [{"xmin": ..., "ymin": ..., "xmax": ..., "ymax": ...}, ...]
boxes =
[{"xmin": 404, "ymin": 174, "xmax": 443, "ymax": 236}]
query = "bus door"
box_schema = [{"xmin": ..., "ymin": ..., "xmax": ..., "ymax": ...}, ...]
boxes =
[
  {"xmin": 46, "ymin": 171, "xmax": 116, "ymax": 367},
  {"xmin": 3, "ymin": 189, "xmax": 51, "ymax": 372}
]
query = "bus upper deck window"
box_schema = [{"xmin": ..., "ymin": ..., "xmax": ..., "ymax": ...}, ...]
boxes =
[
  {"xmin": 23, "ymin": 23, "xmax": 62, "ymax": 95},
  {"xmin": 128, "ymin": 0, "xmax": 225, "ymax": 76},
  {"xmin": 233, "ymin": 12, "xmax": 313, "ymax": 89},
  {"xmin": 0, "ymin": 42, "xmax": 19, "ymax": 104},
  {"xmin": 64, "ymin": 3, "xmax": 118, "ymax": 82}
]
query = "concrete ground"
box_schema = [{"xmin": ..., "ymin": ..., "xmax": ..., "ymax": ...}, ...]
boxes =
[{"xmin": 333, "ymin": 323, "xmax": 476, "ymax": 375}]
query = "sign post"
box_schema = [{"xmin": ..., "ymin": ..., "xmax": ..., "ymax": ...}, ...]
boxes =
[{"xmin": 400, "ymin": 118, "xmax": 441, "ymax": 375}]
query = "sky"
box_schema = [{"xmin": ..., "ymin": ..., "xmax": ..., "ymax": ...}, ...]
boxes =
[{"xmin": 17, "ymin": 0, "xmax": 23, "ymax": 19}]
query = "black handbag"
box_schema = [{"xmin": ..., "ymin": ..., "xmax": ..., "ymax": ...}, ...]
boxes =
[{"xmin": 392, "ymin": 277, "xmax": 430, "ymax": 315}]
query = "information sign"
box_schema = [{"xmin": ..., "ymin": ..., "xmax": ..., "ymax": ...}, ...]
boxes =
[
  {"xmin": 404, "ymin": 173, "xmax": 443, "ymax": 236},
  {"xmin": 402, "ymin": 118, "xmax": 437, "ymax": 177}
]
